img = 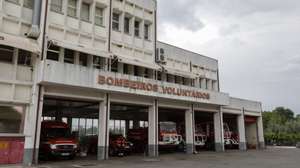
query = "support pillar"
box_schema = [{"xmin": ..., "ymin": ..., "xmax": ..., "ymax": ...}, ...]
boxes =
[
  {"xmin": 185, "ymin": 105, "xmax": 195, "ymax": 154},
  {"xmin": 257, "ymin": 116, "xmax": 265, "ymax": 149},
  {"xmin": 214, "ymin": 108, "xmax": 224, "ymax": 152},
  {"xmin": 23, "ymin": 86, "xmax": 44, "ymax": 166},
  {"xmin": 98, "ymin": 93, "xmax": 110, "ymax": 160},
  {"xmin": 148, "ymin": 99, "xmax": 158, "ymax": 157},
  {"xmin": 237, "ymin": 111, "xmax": 247, "ymax": 151},
  {"xmin": 118, "ymin": 62, "xmax": 124, "ymax": 74}
]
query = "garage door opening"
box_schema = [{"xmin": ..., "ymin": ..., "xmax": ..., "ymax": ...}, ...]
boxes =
[
  {"xmin": 245, "ymin": 116, "xmax": 258, "ymax": 149},
  {"xmin": 194, "ymin": 112, "xmax": 215, "ymax": 151},
  {"xmin": 109, "ymin": 103, "xmax": 148, "ymax": 157},
  {"xmin": 158, "ymin": 108, "xmax": 186, "ymax": 154},
  {"xmin": 223, "ymin": 114, "xmax": 239, "ymax": 150},
  {"xmin": 40, "ymin": 97, "xmax": 99, "ymax": 162}
]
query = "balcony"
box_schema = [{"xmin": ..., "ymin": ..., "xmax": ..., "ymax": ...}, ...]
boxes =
[{"xmin": 42, "ymin": 60, "xmax": 230, "ymax": 105}]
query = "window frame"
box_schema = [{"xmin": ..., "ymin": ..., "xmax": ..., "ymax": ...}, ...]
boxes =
[
  {"xmin": 144, "ymin": 23, "xmax": 150, "ymax": 40},
  {"xmin": 0, "ymin": 104, "xmax": 26, "ymax": 135},
  {"xmin": 50, "ymin": 0, "xmax": 63, "ymax": 13},
  {"xmin": 95, "ymin": 6, "xmax": 104, "ymax": 26},
  {"xmin": 124, "ymin": 16, "xmax": 131, "ymax": 34},
  {"xmin": 23, "ymin": 0, "xmax": 33, "ymax": 9},
  {"xmin": 67, "ymin": 0, "xmax": 77, "ymax": 17},
  {"xmin": 80, "ymin": 2, "xmax": 91, "ymax": 22},
  {"xmin": 5, "ymin": 0, "xmax": 19, "ymax": 5},
  {"xmin": 0, "ymin": 45, "xmax": 14, "ymax": 63},
  {"xmin": 134, "ymin": 20, "xmax": 140, "ymax": 37},
  {"xmin": 112, "ymin": 12, "xmax": 120, "ymax": 31}
]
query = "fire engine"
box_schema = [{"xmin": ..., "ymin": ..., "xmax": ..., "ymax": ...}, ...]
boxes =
[{"xmin": 39, "ymin": 121, "xmax": 79, "ymax": 160}]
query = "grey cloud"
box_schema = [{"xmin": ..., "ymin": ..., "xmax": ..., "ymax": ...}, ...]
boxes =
[
  {"xmin": 157, "ymin": 0, "xmax": 300, "ymax": 113},
  {"xmin": 157, "ymin": 0, "xmax": 205, "ymax": 31}
]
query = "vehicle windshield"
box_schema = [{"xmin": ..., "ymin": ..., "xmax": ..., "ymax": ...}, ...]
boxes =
[
  {"xmin": 160, "ymin": 122, "xmax": 177, "ymax": 133},
  {"xmin": 44, "ymin": 128, "xmax": 71, "ymax": 139}
]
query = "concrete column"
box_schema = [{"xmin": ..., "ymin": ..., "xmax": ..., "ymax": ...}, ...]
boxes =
[
  {"xmin": 194, "ymin": 78, "xmax": 200, "ymax": 88},
  {"xmin": 200, "ymin": 78, "xmax": 206, "ymax": 89},
  {"xmin": 118, "ymin": 62, "xmax": 124, "ymax": 74},
  {"xmin": 148, "ymin": 99, "xmax": 158, "ymax": 157},
  {"xmin": 74, "ymin": 51, "xmax": 80, "ymax": 65},
  {"xmin": 185, "ymin": 105, "xmax": 195, "ymax": 154},
  {"xmin": 161, "ymin": 72, "xmax": 167, "ymax": 82},
  {"xmin": 214, "ymin": 109, "xmax": 224, "ymax": 152},
  {"xmin": 207, "ymin": 79, "xmax": 212, "ymax": 90},
  {"xmin": 237, "ymin": 111, "xmax": 247, "ymax": 151},
  {"xmin": 23, "ymin": 86, "xmax": 44, "ymax": 166},
  {"xmin": 257, "ymin": 116, "xmax": 265, "ymax": 149},
  {"xmin": 137, "ymin": 67, "xmax": 145, "ymax": 77},
  {"xmin": 98, "ymin": 94, "xmax": 110, "ymax": 160},
  {"xmin": 87, "ymin": 55, "xmax": 93, "ymax": 68}
]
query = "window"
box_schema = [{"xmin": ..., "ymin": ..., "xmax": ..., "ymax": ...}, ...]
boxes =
[
  {"xmin": 111, "ymin": 60, "xmax": 118, "ymax": 72},
  {"xmin": 47, "ymin": 44, "xmax": 60, "ymax": 61},
  {"xmin": 67, "ymin": 0, "xmax": 77, "ymax": 17},
  {"xmin": 64, "ymin": 49, "xmax": 75, "ymax": 64},
  {"xmin": 5, "ymin": 0, "xmax": 19, "ymax": 5},
  {"xmin": 134, "ymin": 20, "xmax": 140, "ymax": 37},
  {"xmin": 79, "ymin": 52, "xmax": 88, "ymax": 66},
  {"xmin": 144, "ymin": 24, "xmax": 150, "ymax": 40},
  {"xmin": 81, "ymin": 2, "xmax": 90, "ymax": 21},
  {"xmin": 50, "ymin": 0, "xmax": 63, "ymax": 13},
  {"xmin": 112, "ymin": 13, "xmax": 120, "ymax": 31},
  {"xmin": 123, "ymin": 64, "xmax": 129, "ymax": 74},
  {"xmin": 124, "ymin": 17, "xmax": 130, "ymax": 34},
  {"xmin": 0, "ymin": 45, "xmax": 14, "ymax": 63},
  {"xmin": 23, "ymin": 0, "xmax": 33, "ymax": 9},
  {"xmin": 95, "ymin": 7, "xmax": 104, "ymax": 26},
  {"xmin": 93, "ymin": 56, "xmax": 102, "ymax": 69},
  {"xmin": 0, "ymin": 105, "xmax": 25, "ymax": 133},
  {"xmin": 18, "ymin": 49, "xmax": 31, "ymax": 66}
]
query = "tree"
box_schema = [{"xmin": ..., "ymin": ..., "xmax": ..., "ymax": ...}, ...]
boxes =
[{"xmin": 272, "ymin": 107, "xmax": 294, "ymax": 124}]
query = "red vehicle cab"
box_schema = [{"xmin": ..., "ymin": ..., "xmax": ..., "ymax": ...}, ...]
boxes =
[{"xmin": 39, "ymin": 121, "xmax": 79, "ymax": 160}]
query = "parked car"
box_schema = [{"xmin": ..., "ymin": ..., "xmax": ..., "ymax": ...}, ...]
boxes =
[{"xmin": 39, "ymin": 121, "xmax": 79, "ymax": 160}]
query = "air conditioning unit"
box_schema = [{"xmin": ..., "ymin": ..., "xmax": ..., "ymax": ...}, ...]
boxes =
[{"xmin": 156, "ymin": 48, "xmax": 166, "ymax": 64}]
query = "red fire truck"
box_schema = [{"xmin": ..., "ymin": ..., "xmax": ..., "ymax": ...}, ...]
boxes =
[{"xmin": 39, "ymin": 121, "xmax": 79, "ymax": 160}]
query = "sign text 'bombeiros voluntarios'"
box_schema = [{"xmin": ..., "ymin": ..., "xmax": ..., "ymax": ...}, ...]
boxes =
[{"xmin": 98, "ymin": 75, "xmax": 210, "ymax": 100}]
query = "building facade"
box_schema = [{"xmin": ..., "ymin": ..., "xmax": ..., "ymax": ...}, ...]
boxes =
[{"xmin": 0, "ymin": 0, "xmax": 264, "ymax": 166}]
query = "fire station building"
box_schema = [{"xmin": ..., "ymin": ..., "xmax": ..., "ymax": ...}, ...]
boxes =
[{"xmin": 0, "ymin": 0, "xmax": 265, "ymax": 166}]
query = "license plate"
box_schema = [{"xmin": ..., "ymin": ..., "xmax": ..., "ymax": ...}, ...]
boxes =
[{"xmin": 61, "ymin": 153, "xmax": 70, "ymax": 156}]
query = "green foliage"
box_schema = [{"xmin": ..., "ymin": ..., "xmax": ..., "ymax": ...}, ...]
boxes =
[{"xmin": 263, "ymin": 107, "xmax": 300, "ymax": 146}]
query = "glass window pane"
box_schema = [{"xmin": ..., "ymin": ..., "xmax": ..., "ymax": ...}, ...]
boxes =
[
  {"xmin": 68, "ymin": 0, "xmax": 77, "ymax": 17},
  {"xmin": 23, "ymin": 0, "xmax": 33, "ymax": 9},
  {"xmin": 51, "ymin": 0, "xmax": 63, "ymax": 13},
  {"xmin": 0, "ymin": 45, "xmax": 14, "ymax": 63},
  {"xmin": 0, "ymin": 105, "xmax": 25, "ymax": 133},
  {"xmin": 81, "ymin": 3, "xmax": 90, "ymax": 21},
  {"xmin": 6, "ymin": 0, "xmax": 19, "ymax": 4},
  {"xmin": 18, "ymin": 49, "xmax": 31, "ymax": 66},
  {"xmin": 72, "ymin": 118, "xmax": 79, "ymax": 132},
  {"xmin": 93, "ymin": 119, "xmax": 98, "ymax": 135},
  {"xmin": 64, "ymin": 49, "xmax": 75, "ymax": 63},
  {"xmin": 95, "ymin": 7, "xmax": 104, "ymax": 26}
]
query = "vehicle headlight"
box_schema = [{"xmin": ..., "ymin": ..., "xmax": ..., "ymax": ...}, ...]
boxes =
[
  {"xmin": 50, "ymin": 144, "xmax": 57, "ymax": 149},
  {"xmin": 73, "ymin": 144, "xmax": 78, "ymax": 149}
]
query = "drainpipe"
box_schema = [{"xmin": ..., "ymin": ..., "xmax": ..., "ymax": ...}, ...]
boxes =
[{"xmin": 26, "ymin": 0, "xmax": 42, "ymax": 39}]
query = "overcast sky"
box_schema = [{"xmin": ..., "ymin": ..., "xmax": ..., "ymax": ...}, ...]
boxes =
[{"xmin": 157, "ymin": 0, "xmax": 300, "ymax": 114}]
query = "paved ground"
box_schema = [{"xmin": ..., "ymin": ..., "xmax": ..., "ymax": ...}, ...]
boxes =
[{"xmin": 2, "ymin": 147, "xmax": 300, "ymax": 168}]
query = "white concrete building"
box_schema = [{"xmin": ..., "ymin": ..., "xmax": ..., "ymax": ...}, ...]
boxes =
[{"xmin": 0, "ymin": 0, "xmax": 264, "ymax": 166}]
